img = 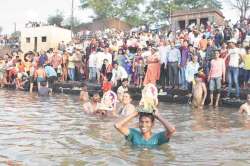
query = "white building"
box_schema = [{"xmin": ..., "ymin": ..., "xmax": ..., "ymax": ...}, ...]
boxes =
[{"xmin": 21, "ymin": 26, "xmax": 71, "ymax": 53}]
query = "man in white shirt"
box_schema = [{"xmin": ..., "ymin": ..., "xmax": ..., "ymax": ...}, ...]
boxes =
[
  {"xmin": 111, "ymin": 62, "xmax": 128, "ymax": 88},
  {"xmin": 227, "ymin": 40, "xmax": 242, "ymax": 98},
  {"xmin": 88, "ymin": 50, "xmax": 97, "ymax": 82},
  {"xmin": 158, "ymin": 41, "xmax": 170, "ymax": 89},
  {"xmin": 103, "ymin": 47, "xmax": 112, "ymax": 65},
  {"xmin": 96, "ymin": 49, "xmax": 106, "ymax": 83}
]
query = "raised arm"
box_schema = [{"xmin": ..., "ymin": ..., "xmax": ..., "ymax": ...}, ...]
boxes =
[
  {"xmin": 114, "ymin": 111, "xmax": 138, "ymax": 136},
  {"xmin": 154, "ymin": 109, "xmax": 176, "ymax": 139}
]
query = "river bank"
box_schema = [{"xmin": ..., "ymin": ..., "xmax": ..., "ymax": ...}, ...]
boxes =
[{"xmin": 3, "ymin": 80, "xmax": 247, "ymax": 108}]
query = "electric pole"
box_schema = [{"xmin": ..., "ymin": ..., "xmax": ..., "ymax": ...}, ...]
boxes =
[{"xmin": 71, "ymin": 0, "xmax": 74, "ymax": 38}]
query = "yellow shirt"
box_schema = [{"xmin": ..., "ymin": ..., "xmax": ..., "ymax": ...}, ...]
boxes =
[{"xmin": 243, "ymin": 54, "xmax": 250, "ymax": 70}]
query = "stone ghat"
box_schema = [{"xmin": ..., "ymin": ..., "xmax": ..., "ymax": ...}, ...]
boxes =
[
  {"xmin": 2, "ymin": 81, "xmax": 247, "ymax": 108},
  {"xmin": 53, "ymin": 81, "xmax": 247, "ymax": 108}
]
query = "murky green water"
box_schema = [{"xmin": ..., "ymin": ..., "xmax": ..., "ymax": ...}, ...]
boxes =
[{"xmin": 0, "ymin": 90, "xmax": 249, "ymax": 166}]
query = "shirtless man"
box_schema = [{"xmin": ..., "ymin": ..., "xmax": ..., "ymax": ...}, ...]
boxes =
[
  {"xmin": 192, "ymin": 74, "xmax": 207, "ymax": 109},
  {"xmin": 239, "ymin": 94, "xmax": 250, "ymax": 116}
]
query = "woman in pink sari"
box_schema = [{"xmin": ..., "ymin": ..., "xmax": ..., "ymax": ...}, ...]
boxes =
[{"xmin": 143, "ymin": 48, "xmax": 160, "ymax": 85}]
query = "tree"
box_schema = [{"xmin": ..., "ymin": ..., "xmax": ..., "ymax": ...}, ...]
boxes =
[
  {"xmin": 229, "ymin": 0, "xmax": 250, "ymax": 19},
  {"xmin": 11, "ymin": 31, "xmax": 21, "ymax": 39},
  {"xmin": 80, "ymin": 0, "xmax": 145, "ymax": 25},
  {"xmin": 174, "ymin": 0, "xmax": 222, "ymax": 9},
  {"xmin": 144, "ymin": 0, "xmax": 179, "ymax": 24},
  {"xmin": 0, "ymin": 26, "xmax": 2, "ymax": 35},
  {"xmin": 80, "ymin": 0, "xmax": 116, "ymax": 19},
  {"xmin": 144, "ymin": 0, "xmax": 222, "ymax": 24},
  {"xmin": 63, "ymin": 16, "xmax": 81, "ymax": 30},
  {"xmin": 47, "ymin": 10, "xmax": 64, "ymax": 27}
]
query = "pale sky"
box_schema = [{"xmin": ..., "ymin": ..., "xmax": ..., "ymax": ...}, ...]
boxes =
[{"xmin": 0, "ymin": 0, "xmax": 243, "ymax": 34}]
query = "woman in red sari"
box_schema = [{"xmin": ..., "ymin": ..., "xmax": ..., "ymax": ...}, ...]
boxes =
[{"xmin": 143, "ymin": 47, "xmax": 160, "ymax": 85}]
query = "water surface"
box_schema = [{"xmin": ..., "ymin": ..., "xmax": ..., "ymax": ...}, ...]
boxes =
[{"xmin": 0, "ymin": 90, "xmax": 249, "ymax": 166}]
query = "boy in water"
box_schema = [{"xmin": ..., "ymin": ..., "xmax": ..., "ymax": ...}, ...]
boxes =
[
  {"xmin": 38, "ymin": 81, "xmax": 51, "ymax": 96},
  {"xmin": 192, "ymin": 74, "xmax": 207, "ymax": 109},
  {"xmin": 239, "ymin": 94, "xmax": 250, "ymax": 116},
  {"xmin": 115, "ymin": 109, "xmax": 176, "ymax": 147}
]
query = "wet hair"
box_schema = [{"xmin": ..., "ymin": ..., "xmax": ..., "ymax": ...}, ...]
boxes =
[{"xmin": 139, "ymin": 112, "xmax": 155, "ymax": 123}]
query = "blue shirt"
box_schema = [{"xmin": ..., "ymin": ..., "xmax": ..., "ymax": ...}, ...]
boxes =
[
  {"xmin": 166, "ymin": 48, "xmax": 181, "ymax": 65},
  {"xmin": 39, "ymin": 54, "xmax": 48, "ymax": 65},
  {"xmin": 126, "ymin": 128, "xmax": 169, "ymax": 147},
  {"xmin": 45, "ymin": 66, "xmax": 57, "ymax": 77}
]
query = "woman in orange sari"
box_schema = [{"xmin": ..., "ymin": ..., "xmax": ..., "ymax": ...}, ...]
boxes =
[{"xmin": 143, "ymin": 47, "xmax": 160, "ymax": 85}]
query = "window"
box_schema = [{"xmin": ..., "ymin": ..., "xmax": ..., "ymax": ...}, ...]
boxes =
[
  {"xmin": 41, "ymin": 36, "xmax": 47, "ymax": 42},
  {"xmin": 26, "ymin": 37, "xmax": 30, "ymax": 43}
]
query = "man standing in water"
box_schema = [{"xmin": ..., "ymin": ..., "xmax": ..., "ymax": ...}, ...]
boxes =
[
  {"xmin": 239, "ymin": 94, "xmax": 250, "ymax": 116},
  {"xmin": 192, "ymin": 74, "xmax": 207, "ymax": 109},
  {"xmin": 114, "ymin": 110, "xmax": 175, "ymax": 146}
]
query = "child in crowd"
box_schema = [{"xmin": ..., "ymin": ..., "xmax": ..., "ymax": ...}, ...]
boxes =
[
  {"xmin": 34, "ymin": 64, "xmax": 46, "ymax": 90},
  {"xmin": 102, "ymin": 76, "xmax": 112, "ymax": 93},
  {"xmin": 192, "ymin": 74, "xmax": 207, "ymax": 109},
  {"xmin": 100, "ymin": 59, "xmax": 112, "ymax": 83},
  {"xmin": 135, "ymin": 58, "xmax": 145, "ymax": 88}
]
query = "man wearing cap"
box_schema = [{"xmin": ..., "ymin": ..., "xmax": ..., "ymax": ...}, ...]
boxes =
[{"xmin": 227, "ymin": 39, "xmax": 242, "ymax": 98}]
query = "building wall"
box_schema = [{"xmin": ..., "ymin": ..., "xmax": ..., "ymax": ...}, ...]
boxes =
[
  {"xmin": 21, "ymin": 26, "xmax": 71, "ymax": 53},
  {"xmin": 171, "ymin": 11, "xmax": 225, "ymax": 31},
  {"xmin": 75, "ymin": 19, "xmax": 132, "ymax": 32}
]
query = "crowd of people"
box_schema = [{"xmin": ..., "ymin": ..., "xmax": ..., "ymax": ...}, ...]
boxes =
[
  {"xmin": 0, "ymin": 17, "xmax": 250, "ymax": 146},
  {"xmin": 0, "ymin": 19, "xmax": 250, "ymax": 103}
]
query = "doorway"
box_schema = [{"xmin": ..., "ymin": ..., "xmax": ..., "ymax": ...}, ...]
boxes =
[
  {"xmin": 200, "ymin": 18, "xmax": 208, "ymax": 27},
  {"xmin": 178, "ymin": 20, "xmax": 186, "ymax": 30}
]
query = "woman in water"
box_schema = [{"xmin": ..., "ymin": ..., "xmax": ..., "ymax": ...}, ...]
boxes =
[
  {"xmin": 114, "ymin": 110, "xmax": 176, "ymax": 147},
  {"xmin": 117, "ymin": 92, "xmax": 135, "ymax": 116}
]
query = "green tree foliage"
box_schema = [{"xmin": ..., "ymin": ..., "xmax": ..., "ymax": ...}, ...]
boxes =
[
  {"xmin": 47, "ymin": 10, "xmax": 64, "ymax": 27},
  {"xmin": 0, "ymin": 26, "xmax": 2, "ymax": 34},
  {"xmin": 144, "ymin": 0, "xmax": 179, "ymax": 23},
  {"xmin": 80, "ymin": 0, "xmax": 145, "ymax": 26},
  {"xmin": 174, "ymin": 0, "xmax": 222, "ymax": 9},
  {"xmin": 80, "ymin": 0, "xmax": 116, "ymax": 18}
]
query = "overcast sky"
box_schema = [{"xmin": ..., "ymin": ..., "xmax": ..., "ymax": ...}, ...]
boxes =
[{"xmin": 0, "ymin": 0, "xmax": 243, "ymax": 34}]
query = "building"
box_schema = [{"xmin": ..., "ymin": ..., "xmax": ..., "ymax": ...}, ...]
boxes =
[
  {"xmin": 21, "ymin": 26, "xmax": 72, "ymax": 52},
  {"xmin": 171, "ymin": 8, "xmax": 225, "ymax": 30},
  {"xmin": 75, "ymin": 18, "xmax": 132, "ymax": 33}
]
